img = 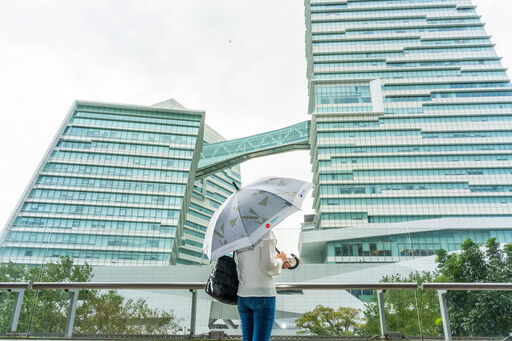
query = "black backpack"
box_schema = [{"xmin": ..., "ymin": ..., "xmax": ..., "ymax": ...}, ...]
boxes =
[{"xmin": 205, "ymin": 254, "xmax": 239, "ymax": 305}]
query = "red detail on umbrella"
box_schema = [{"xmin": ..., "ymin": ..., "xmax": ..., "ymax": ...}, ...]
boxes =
[{"xmin": 265, "ymin": 223, "xmax": 270, "ymax": 228}]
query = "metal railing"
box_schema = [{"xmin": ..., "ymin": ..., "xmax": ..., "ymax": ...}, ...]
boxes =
[
  {"xmin": 1, "ymin": 281, "xmax": 416, "ymax": 338},
  {"xmin": 1, "ymin": 282, "xmax": 29, "ymax": 336},
  {"xmin": 421, "ymin": 283, "xmax": 512, "ymax": 341},
  {"xmin": 3, "ymin": 281, "xmax": 511, "ymax": 340}
]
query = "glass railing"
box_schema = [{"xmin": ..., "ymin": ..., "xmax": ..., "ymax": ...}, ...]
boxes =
[
  {"xmin": 1, "ymin": 280, "xmax": 511, "ymax": 340},
  {"xmin": 1, "ymin": 235, "xmax": 511, "ymax": 340}
]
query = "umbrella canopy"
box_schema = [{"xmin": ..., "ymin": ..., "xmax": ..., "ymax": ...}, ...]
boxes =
[{"xmin": 203, "ymin": 177, "xmax": 314, "ymax": 262}]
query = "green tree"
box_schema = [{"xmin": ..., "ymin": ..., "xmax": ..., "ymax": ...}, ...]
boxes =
[
  {"xmin": 0, "ymin": 257, "xmax": 92, "ymax": 334},
  {"xmin": 77, "ymin": 290, "xmax": 179, "ymax": 334},
  {"xmin": 435, "ymin": 238, "xmax": 512, "ymax": 337},
  {"xmin": 295, "ymin": 305, "xmax": 361, "ymax": 336},
  {"xmin": 361, "ymin": 271, "xmax": 441, "ymax": 337},
  {"xmin": 0, "ymin": 257, "xmax": 180, "ymax": 336},
  {"xmin": 505, "ymin": 243, "xmax": 512, "ymax": 279},
  {"xmin": 295, "ymin": 238, "xmax": 512, "ymax": 338}
]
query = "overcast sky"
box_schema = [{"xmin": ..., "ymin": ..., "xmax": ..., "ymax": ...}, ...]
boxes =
[{"xmin": 0, "ymin": 0, "xmax": 511, "ymax": 255}]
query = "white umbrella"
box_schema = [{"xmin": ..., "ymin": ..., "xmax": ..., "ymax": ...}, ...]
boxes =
[{"xmin": 202, "ymin": 177, "xmax": 313, "ymax": 262}]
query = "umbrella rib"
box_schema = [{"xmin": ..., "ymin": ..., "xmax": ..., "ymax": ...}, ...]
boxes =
[
  {"xmin": 236, "ymin": 194, "xmax": 255, "ymax": 247},
  {"xmin": 265, "ymin": 191, "xmax": 302, "ymax": 210}
]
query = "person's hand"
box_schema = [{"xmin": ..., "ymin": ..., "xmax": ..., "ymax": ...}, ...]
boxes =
[
  {"xmin": 276, "ymin": 252, "xmax": 291, "ymax": 269},
  {"xmin": 276, "ymin": 251, "xmax": 287, "ymax": 263},
  {"xmin": 276, "ymin": 252, "xmax": 292, "ymax": 269}
]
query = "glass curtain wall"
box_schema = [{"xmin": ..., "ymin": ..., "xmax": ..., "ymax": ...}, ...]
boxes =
[
  {"xmin": 0, "ymin": 101, "xmax": 204, "ymax": 266},
  {"xmin": 305, "ymin": 0, "xmax": 512, "ymax": 265}
]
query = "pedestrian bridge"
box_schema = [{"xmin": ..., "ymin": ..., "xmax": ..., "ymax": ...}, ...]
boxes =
[{"xmin": 196, "ymin": 120, "xmax": 311, "ymax": 179}]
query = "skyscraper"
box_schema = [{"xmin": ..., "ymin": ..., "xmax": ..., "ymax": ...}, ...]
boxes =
[
  {"xmin": 3, "ymin": 2, "xmax": 512, "ymax": 333},
  {"xmin": 2, "ymin": 0, "xmax": 512, "ymax": 271},
  {"xmin": 300, "ymin": 0, "xmax": 512, "ymax": 264},
  {"xmin": 0, "ymin": 99, "xmax": 241, "ymax": 266}
]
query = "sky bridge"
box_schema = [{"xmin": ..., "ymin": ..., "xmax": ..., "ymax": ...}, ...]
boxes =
[{"xmin": 196, "ymin": 121, "xmax": 311, "ymax": 179}]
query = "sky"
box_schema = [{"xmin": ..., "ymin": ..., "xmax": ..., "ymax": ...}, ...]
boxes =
[{"xmin": 0, "ymin": 0, "xmax": 511, "ymax": 256}]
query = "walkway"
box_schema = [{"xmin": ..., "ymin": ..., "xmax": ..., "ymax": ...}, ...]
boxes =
[{"xmin": 196, "ymin": 121, "xmax": 311, "ymax": 179}]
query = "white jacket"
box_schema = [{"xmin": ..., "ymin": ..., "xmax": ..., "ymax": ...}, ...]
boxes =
[{"xmin": 234, "ymin": 231, "xmax": 283, "ymax": 297}]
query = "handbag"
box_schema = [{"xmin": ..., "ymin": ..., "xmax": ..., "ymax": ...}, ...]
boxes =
[{"xmin": 204, "ymin": 254, "xmax": 239, "ymax": 305}]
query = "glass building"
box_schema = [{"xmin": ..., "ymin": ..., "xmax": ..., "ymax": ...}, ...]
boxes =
[
  {"xmin": 2, "ymin": 0, "xmax": 512, "ymax": 271},
  {"xmin": 299, "ymin": 0, "xmax": 512, "ymax": 264},
  {"xmin": 2, "ymin": 1, "xmax": 512, "ymax": 335},
  {"xmin": 0, "ymin": 99, "xmax": 241, "ymax": 266}
]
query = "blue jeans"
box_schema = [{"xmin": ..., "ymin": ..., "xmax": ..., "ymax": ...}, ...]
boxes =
[{"xmin": 237, "ymin": 296, "xmax": 276, "ymax": 341}]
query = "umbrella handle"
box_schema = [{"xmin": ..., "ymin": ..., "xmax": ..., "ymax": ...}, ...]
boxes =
[{"xmin": 275, "ymin": 247, "xmax": 300, "ymax": 270}]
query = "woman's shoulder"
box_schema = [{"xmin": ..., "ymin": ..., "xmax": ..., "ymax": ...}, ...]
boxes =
[{"xmin": 258, "ymin": 230, "xmax": 277, "ymax": 243}]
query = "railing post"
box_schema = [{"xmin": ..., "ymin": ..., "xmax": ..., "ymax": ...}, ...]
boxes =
[
  {"xmin": 377, "ymin": 290, "xmax": 387, "ymax": 337},
  {"xmin": 65, "ymin": 289, "xmax": 79, "ymax": 338},
  {"xmin": 189, "ymin": 289, "xmax": 197, "ymax": 336},
  {"xmin": 438, "ymin": 290, "xmax": 452, "ymax": 341},
  {"xmin": 8, "ymin": 289, "xmax": 25, "ymax": 333}
]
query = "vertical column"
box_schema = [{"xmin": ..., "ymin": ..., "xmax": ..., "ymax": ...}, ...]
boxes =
[
  {"xmin": 8, "ymin": 289, "xmax": 25, "ymax": 333},
  {"xmin": 377, "ymin": 290, "xmax": 387, "ymax": 337},
  {"xmin": 189, "ymin": 289, "xmax": 197, "ymax": 336},
  {"xmin": 438, "ymin": 290, "xmax": 452, "ymax": 341},
  {"xmin": 65, "ymin": 289, "xmax": 79, "ymax": 338}
]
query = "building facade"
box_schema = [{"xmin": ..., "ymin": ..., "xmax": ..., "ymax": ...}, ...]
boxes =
[
  {"xmin": 2, "ymin": 0, "xmax": 512, "ymax": 334},
  {"xmin": 2, "ymin": 0, "xmax": 512, "ymax": 271},
  {"xmin": 300, "ymin": 0, "xmax": 512, "ymax": 263},
  {"xmin": 0, "ymin": 99, "xmax": 240, "ymax": 266},
  {"xmin": 178, "ymin": 125, "xmax": 242, "ymax": 265}
]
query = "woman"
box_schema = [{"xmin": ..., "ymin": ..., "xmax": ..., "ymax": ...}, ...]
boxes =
[{"xmin": 234, "ymin": 230, "xmax": 291, "ymax": 341}]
